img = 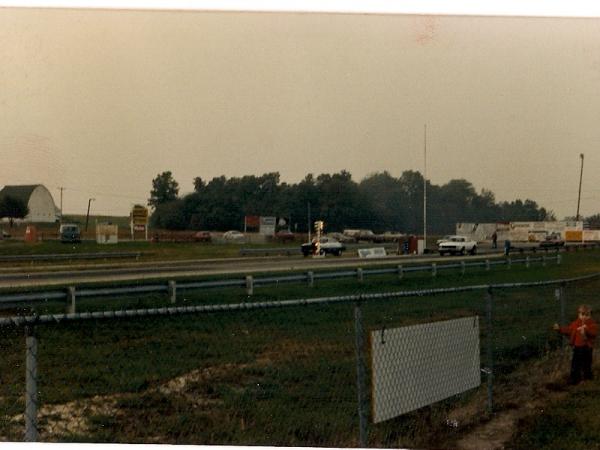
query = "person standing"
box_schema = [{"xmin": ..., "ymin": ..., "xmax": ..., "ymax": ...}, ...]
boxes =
[
  {"xmin": 491, "ymin": 231, "xmax": 498, "ymax": 249},
  {"xmin": 554, "ymin": 304, "xmax": 598, "ymax": 384}
]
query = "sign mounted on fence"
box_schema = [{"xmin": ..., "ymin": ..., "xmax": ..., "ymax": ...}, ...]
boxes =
[{"xmin": 370, "ymin": 316, "xmax": 481, "ymax": 423}]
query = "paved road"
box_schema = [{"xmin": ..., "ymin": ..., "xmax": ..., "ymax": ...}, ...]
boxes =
[{"xmin": 0, "ymin": 251, "xmax": 503, "ymax": 288}]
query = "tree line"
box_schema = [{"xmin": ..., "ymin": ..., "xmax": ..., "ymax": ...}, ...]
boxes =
[{"xmin": 147, "ymin": 170, "xmax": 556, "ymax": 235}]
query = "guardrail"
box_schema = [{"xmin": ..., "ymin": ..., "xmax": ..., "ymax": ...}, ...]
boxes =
[
  {"xmin": 0, "ymin": 254, "xmax": 561, "ymax": 312},
  {"xmin": 0, "ymin": 252, "xmax": 145, "ymax": 263}
]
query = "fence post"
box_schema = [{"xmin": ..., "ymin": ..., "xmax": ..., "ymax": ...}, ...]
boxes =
[
  {"xmin": 525, "ymin": 256, "xmax": 530, "ymax": 268},
  {"xmin": 357, "ymin": 268, "xmax": 364, "ymax": 282},
  {"xmin": 168, "ymin": 280, "xmax": 177, "ymax": 304},
  {"xmin": 485, "ymin": 259, "xmax": 490, "ymax": 271},
  {"xmin": 307, "ymin": 271, "xmax": 314, "ymax": 287},
  {"xmin": 507, "ymin": 257, "xmax": 512, "ymax": 270},
  {"xmin": 557, "ymin": 254, "xmax": 562, "ymax": 265},
  {"xmin": 397, "ymin": 265, "xmax": 403, "ymax": 280},
  {"xmin": 246, "ymin": 275, "xmax": 254, "ymax": 296},
  {"xmin": 431, "ymin": 263, "xmax": 437, "ymax": 277},
  {"xmin": 66, "ymin": 286, "xmax": 76, "ymax": 314},
  {"xmin": 542, "ymin": 255, "xmax": 546, "ymax": 267},
  {"xmin": 461, "ymin": 260, "xmax": 466, "ymax": 275},
  {"xmin": 25, "ymin": 324, "xmax": 38, "ymax": 442},
  {"xmin": 353, "ymin": 301, "xmax": 369, "ymax": 447},
  {"xmin": 485, "ymin": 286, "xmax": 494, "ymax": 414}
]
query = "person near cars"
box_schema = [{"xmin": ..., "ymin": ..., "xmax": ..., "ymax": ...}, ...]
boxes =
[
  {"xmin": 492, "ymin": 231, "xmax": 498, "ymax": 249},
  {"xmin": 553, "ymin": 304, "xmax": 598, "ymax": 384}
]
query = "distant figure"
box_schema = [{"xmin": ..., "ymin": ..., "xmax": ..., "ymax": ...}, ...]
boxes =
[
  {"xmin": 492, "ymin": 231, "xmax": 498, "ymax": 249},
  {"xmin": 504, "ymin": 239, "xmax": 511, "ymax": 256},
  {"xmin": 554, "ymin": 304, "xmax": 598, "ymax": 384}
]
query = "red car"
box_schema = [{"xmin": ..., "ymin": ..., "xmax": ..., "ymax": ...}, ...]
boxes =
[
  {"xmin": 194, "ymin": 231, "xmax": 212, "ymax": 242},
  {"xmin": 275, "ymin": 230, "xmax": 295, "ymax": 243}
]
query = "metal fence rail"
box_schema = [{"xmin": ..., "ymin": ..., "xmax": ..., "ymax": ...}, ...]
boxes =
[
  {"xmin": 0, "ymin": 254, "xmax": 561, "ymax": 311},
  {"xmin": 2, "ymin": 271, "xmax": 599, "ymax": 445}
]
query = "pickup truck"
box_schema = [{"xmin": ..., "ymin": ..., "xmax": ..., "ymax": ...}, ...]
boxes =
[
  {"xmin": 301, "ymin": 237, "xmax": 345, "ymax": 257},
  {"xmin": 438, "ymin": 235, "xmax": 477, "ymax": 256}
]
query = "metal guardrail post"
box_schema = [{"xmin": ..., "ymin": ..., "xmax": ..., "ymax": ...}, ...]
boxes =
[
  {"xmin": 168, "ymin": 280, "xmax": 177, "ymax": 304},
  {"xmin": 485, "ymin": 286, "xmax": 494, "ymax": 414},
  {"xmin": 397, "ymin": 265, "xmax": 403, "ymax": 280},
  {"xmin": 557, "ymin": 254, "xmax": 562, "ymax": 265},
  {"xmin": 357, "ymin": 268, "xmax": 364, "ymax": 282},
  {"xmin": 507, "ymin": 257, "xmax": 512, "ymax": 270},
  {"xmin": 66, "ymin": 286, "xmax": 76, "ymax": 314},
  {"xmin": 485, "ymin": 259, "xmax": 490, "ymax": 271},
  {"xmin": 246, "ymin": 275, "xmax": 254, "ymax": 296},
  {"xmin": 525, "ymin": 256, "xmax": 530, "ymax": 268},
  {"xmin": 542, "ymin": 255, "xmax": 546, "ymax": 267},
  {"xmin": 461, "ymin": 261, "xmax": 466, "ymax": 275},
  {"xmin": 25, "ymin": 324, "xmax": 38, "ymax": 442},
  {"xmin": 307, "ymin": 271, "xmax": 314, "ymax": 287},
  {"xmin": 353, "ymin": 301, "xmax": 368, "ymax": 447},
  {"xmin": 431, "ymin": 263, "xmax": 437, "ymax": 277}
]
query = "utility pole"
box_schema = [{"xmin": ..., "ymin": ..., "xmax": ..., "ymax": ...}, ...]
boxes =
[
  {"xmin": 423, "ymin": 124, "xmax": 427, "ymax": 253},
  {"xmin": 85, "ymin": 198, "xmax": 95, "ymax": 231},
  {"xmin": 576, "ymin": 153, "xmax": 584, "ymax": 221}
]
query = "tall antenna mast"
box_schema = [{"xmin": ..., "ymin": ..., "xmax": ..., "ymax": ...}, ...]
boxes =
[{"xmin": 423, "ymin": 124, "xmax": 427, "ymax": 252}]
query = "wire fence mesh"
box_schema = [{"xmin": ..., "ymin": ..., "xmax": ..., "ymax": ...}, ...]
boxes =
[{"xmin": 1, "ymin": 273, "xmax": 599, "ymax": 447}]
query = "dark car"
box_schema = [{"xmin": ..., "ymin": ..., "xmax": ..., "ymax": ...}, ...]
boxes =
[
  {"xmin": 301, "ymin": 237, "xmax": 345, "ymax": 257},
  {"xmin": 194, "ymin": 231, "xmax": 212, "ymax": 242},
  {"xmin": 60, "ymin": 224, "xmax": 81, "ymax": 243}
]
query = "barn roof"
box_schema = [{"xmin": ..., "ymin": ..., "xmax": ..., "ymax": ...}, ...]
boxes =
[{"xmin": 0, "ymin": 185, "xmax": 41, "ymax": 204}]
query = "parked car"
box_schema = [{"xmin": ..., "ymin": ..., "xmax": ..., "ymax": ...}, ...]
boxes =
[
  {"xmin": 327, "ymin": 232, "xmax": 356, "ymax": 243},
  {"xmin": 539, "ymin": 232, "xmax": 565, "ymax": 248},
  {"xmin": 301, "ymin": 237, "xmax": 345, "ymax": 257},
  {"xmin": 59, "ymin": 223, "xmax": 81, "ymax": 243},
  {"xmin": 194, "ymin": 231, "xmax": 212, "ymax": 242},
  {"xmin": 438, "ymin": 235, "xmax": 477, "ymax": 256},
  {"xmin": 223, "ymin": 230, "xmax": 245, "ymax": 242},
  {"xmin": 274, "ymin": 230, "xmax": 295, "ymax": 242},
  {"xmin": 380, "ymin": 231, "xmax": 405, "ymax": 242}
]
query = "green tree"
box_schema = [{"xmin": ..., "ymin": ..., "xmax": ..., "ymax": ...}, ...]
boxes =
[
  {"xmin": 149, "ymin": 171, "xmax": 179, "ymax": 208},
  {"xmin": 0, "ymin": 195, "xmax": 29, "ymax": 227}
]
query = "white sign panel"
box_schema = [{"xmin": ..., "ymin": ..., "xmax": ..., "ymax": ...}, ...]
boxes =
[
  {"xmin": 370, "ymin": 316, "xmax": 481, "ymax": 423},
  {"xmin": 357, "ymin": 247, "xmax": 387, "ymax": 258},
  {"xmin": 259, "ymin": 216, "xmax": 276, "ymax": 235}
]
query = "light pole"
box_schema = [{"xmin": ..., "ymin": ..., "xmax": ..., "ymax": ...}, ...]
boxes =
[
  {"xmin": 423, "ymin": 124, "xmax": 427, "ymax": 252},
  {"xmin": 576, "ymin": 153, "xmax": 584, "ymax": 221},
  {"xmin": 85, "ymin": 198, "xmax": 95, "ymax": 231}
]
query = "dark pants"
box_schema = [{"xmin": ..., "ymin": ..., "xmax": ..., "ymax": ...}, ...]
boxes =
[{"xmin": 570, "ymin": 346, "xmax": 593, "ymax": 384}]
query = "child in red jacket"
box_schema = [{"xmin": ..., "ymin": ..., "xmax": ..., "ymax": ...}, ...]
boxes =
[{"xmin": 554, "ymin": 304, "xmax": 598, "ymax": 384}]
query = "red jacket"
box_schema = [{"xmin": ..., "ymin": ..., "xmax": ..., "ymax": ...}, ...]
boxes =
[{"xmin": 559, "ymin": 318, "xmax": 598, "ymax": 348}]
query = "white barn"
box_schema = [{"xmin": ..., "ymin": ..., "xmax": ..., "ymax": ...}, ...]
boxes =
[{"xmin": 0, "ymin": 184, "xmax": 60, "ymax": 223}]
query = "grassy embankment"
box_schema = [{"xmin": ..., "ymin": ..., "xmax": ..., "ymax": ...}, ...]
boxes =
[{"xmin": 0, "ymin": 250, "xmax": 599, "ymax": 447}]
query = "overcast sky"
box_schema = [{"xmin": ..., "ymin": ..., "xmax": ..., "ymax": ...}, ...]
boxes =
[{"xmin": 1, "ymin": 7, "xmax": 599, "ymax": 219}]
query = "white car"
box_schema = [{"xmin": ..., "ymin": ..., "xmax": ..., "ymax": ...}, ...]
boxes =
[
  {"xmin": 223, "ymin": 230, "xmax": 245, "ymax": 242},
  {"xmin": 438, "ymin": 235, "xmax": 477, "ymax": 256}
]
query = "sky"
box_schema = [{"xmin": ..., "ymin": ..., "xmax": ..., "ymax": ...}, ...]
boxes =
[{"xmin": 1, "ymin": 5, "xmax": 600, "ymax": 219}]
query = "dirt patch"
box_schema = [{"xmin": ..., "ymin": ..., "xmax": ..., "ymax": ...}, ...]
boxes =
[{"xmin": 452, "ymin": 348, "xmax": 594, "ymax": 450}]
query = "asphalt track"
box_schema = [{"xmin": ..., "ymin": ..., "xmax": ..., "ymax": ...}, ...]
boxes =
[{"xmin": 0, "ymin": 251, "xmax": 502, "ymax": 288}]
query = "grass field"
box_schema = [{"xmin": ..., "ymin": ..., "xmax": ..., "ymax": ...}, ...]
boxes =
[{"xmin": 1, "ymin": 250, "xmax": 600, "ymax": 447}]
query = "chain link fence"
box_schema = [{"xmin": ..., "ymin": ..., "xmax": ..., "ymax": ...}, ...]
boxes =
[{"xmin": 1, "ymin": 273, "xmax": 599, "ymax": 447}]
